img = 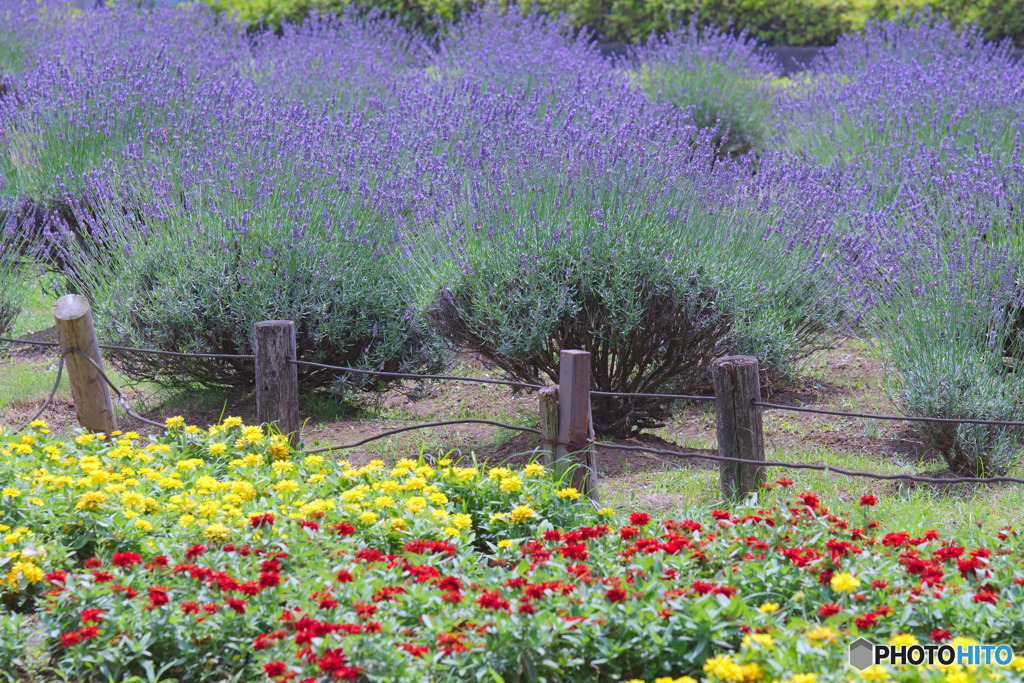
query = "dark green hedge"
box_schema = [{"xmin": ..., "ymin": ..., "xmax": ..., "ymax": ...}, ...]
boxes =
[{"xmin": 200, "ymin": 0, "xmax": 1024, "ymax": 46}]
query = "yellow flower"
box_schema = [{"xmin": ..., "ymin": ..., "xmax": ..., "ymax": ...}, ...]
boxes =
[
  {"xmin": 806, "ymin": 626, "xmax": 837, "ymax": 642},
  {"xmin": 178, "ymin": 514, "xmax": 195, "ymax": 528},
  {"xmin": 499, "ymin": 476, "xmax": 523, "ymax": 493},
  {"xmin": 889, "ymin": 633, "xmax": 918, "ymax": 647},
  {"xmin": 555, "ymin": 487, "xmax": 582, "ymax": 499},
  {"xmin": 497, "ymin": 540, "xmax": 513, "ymax": 548},
  {"xmin": 405, "ymin": 497, "xmax": 427, "ymax": 514},
  {"xmin": 309, "ymin": 474, "xmax": 327, "ymax": 484},
  {"xmin": 758, "ymin": 602, "xmax": 779, "ymax": 613},
  {"xmin": 28, "ymin": 420, "xmax": 47, "ymax": 430},
  {"xmin": 374, "ymin": 496, "xmax": 395, "ymax": 509},
  {"xmin": 271, "ymin": 461, "xmax": 295, "ymax": 475},
  {"xmin": 830, "ymin": 572, "xmax": 860, "ymax": 593},
  {"xmin": 389, "ymin": 518, "xmax": 408, "ymax": 531},
  {"xmin": 742, "ymin": 633, "xmax": 774, "ymax": 648},
  {"xmin": 222, "ymin": 416, "xmax": 243, "ymax": 429},
  {"xmin": 75, "ymin": 491, "xmax": 107, "ymax": 510},
  {"xmin": 7, "ymin": 561, "xmax": 44, "ymax": 585},
  {"xmin": 783, "ymin": 676, "xmax": 816, "ymax": 683},
  {"xmin": 489, "ymin": 467, "xmax": 511, "ymax": 481},
  {"xmin": 165, "ymin": 416, "xmax": 185, "ymax": 430},
  {"xmin": 359, "ymin": 511, "xmax": 379, "ymax": 525},
  {"xmin": 509, "ymin": 506, "xmax": 536, "ymax": 525},
  {"xmin": 489, "ymin": 513, "xmax": 508, "ymax": 523},
  {"xmin": 134, "ymin": 518, "xmax": 153, "ymax": 532},
  {"xmin": 860, "ymin": 665, "xmax": 891, "ymax": 681},
  {"xmin": 428, "ymin": 492, "xmax": 449, "ymax": 506},
  {"xmin": 523, "ymin": 463, "xmax": 545, "ymax": 477},
  {"xmin": 598, "ymin": 507, "xmax": 614, "ymax": 515},
  {"xmin": 451, "ymin": 514, "xmax": 472, "ymax": 530},
  {"xmin": 944, "ymin": 671, "xmax": 968, "ymax": 683},
  {"xmin": 442, "ymin": 526, "xmax": 461, "ymax": 538},
  {"xmin": 273, "ymin": 480, "xmax": 299, "ymax": 495},
  {"xmin": 1, "ymin": 487, "xmax": 20, "ymax": 498},
  {"xmin": 208, "ymin": 443, "xmax": 227, "ymax": 457},
  {"xmin": 1010, "ymin": 656, "xmax": 1024, "ymax": 672},
  {"xmin": 203, "ymin": 523, "xmax": 231, "ymax": 542},
  {"xmin": 704, "ymin": 654, "xmax": 741, "ymax": 680},
  {"xmin": 75, "ymin": 433, "xmax": 96, "ymax": 445},
  {"xmin": 303, "ymin": 455, "xmax": 325, "ymax": 468}
]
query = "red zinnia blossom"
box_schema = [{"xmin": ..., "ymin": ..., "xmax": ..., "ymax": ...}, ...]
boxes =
[
  {"xmin": 798, "ymin": 493, "xmax": 820, "ymax": 508},
  {"xmin": 299, "ymin": 520, "xmax": 319, "ymax": 531},
  {"xmin": 111, "ymin": 552, "xmax": 142, "ymax": 568},
  {"xmin": 605, "ymin": 588, "xmax": 628, "ymax": 602},
  {"xmin": 332, "ymin": 522, "xmax": 356, "ymax": 536},
  {"xmin": 436, "ymin": 576, "xmax": 463, "ymax": 592},
  {"xmin": 691, "ymin": 580, "xmax": 716, "ymax": 596},
  {"xmin": 355, "ymin": 548, "xmax": 386, "ymax": 564},
  {"xmin": 259, "ymin": 572, "xmax": 281, "ymax": 589},
  {"xmin": 476, "ymin": 590, "xmax": 510, "ymax": 611},
  {"xmin": 184, "ymin": 544, "xmax": 206, "ymax": 560},
  {"xmin": 225, "ymin": 598, "xmax": 247, "ymax": 614},
  {"xmin": 817, "ymin": 603, "xmax": 841, "ymax": 618},
  {"xmin": 518, "ymin": 601, "xmax": 536, "ymax": 614},
  {"xmin": 354, "ymin": 602, "xmax": 377, "ymax": 619},
  {"xmin": 181, "ymin": 601, "xmax": 200, "ymax": 615},
  {"xmin": 854, "ymin": 612, "xmax": 878, "ymax": 629},
  {"xmin": 442, "ymin": 590, "xmax": 462, "ymax": 604},
  {"xmin": 859, "ymin": 495, "xmax": 877, "ymax": 507},
  {"xmin": 542, "ymin": 530, "xmax": 562, "ymax": 542},
  {"xmin": 250, "ymin": 514, "xmax": 274, "ymax": 528},
  {"xmin": 84, "ymin": 558, "xmax": 102, "ymax": 569},
  {"xmin": 144, "ymin": 555, "xmax": 168, "ymax": 571},
  {"xmin": 775, "ymin": 478, "xmax": 794, "ymax": 487},
  {"xmin": 629, "ymin": 512, "xmax": 651, "ymax": 527},
  {"xmin": 45, "ymin": 570, "xmax": 68, "ymax": 584},
  {"xmin": 147, "ymin": 585, "xmax": 169, "ymax": 610},
  {"xmin": 400, "ymin": 643, "xmax": 430, "ymax": 657},
  {"xmin": 238, "ymin": 581, "xmax": 261, "ymax": 596},
  {"xmin": 619, "ymin": 526, "xmax": 640, "ymax": 541},
  {"xmin": 91, "ymin": 571, "xmax": 113, "ymax": 583},
  {"xmin": 263, "ymin": 661, "xmax": 287, "ymax": 677},
  {"xmin": 973, "ymin": 589, "xmax": 999, "ymax": 605},
  {"xmin": 871, "ymin": 580, "xmax": 889, "ymax": 590},
  {"xmin": 60, "ymin": 631, "xmax": 82, "ymax": 647},
  {"xmin": 335, "ymin": 569, "xmax": 354, "ymax": 583},
  {"xmin": 78, "ymin": 626, "xmax": 99, "ymax": 640},
  {"xmin": 711, "ymin": 510, "xmax": 731, "ymax": 520},
  {"xmin": 930, "ymin": 627, "xmax": 952, "ymax": 642},
  {"xmin": 80, "ymin": 609, "xmax": 105, "ymax": 624}
]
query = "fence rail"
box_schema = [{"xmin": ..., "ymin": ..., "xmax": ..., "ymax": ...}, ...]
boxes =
[{"xmin": 3, "ymin": 294, "xmax": 1024, "ymax": 501}]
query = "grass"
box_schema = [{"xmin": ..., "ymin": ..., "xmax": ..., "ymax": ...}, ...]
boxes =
[{"xmin": 1, "ymin": 276, "xmax": 1020, "ymax": 542}]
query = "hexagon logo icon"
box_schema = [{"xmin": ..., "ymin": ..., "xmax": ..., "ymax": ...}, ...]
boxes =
[{"xmin": 849, "ymin": 638, "xmax": 875, "ymax": 671}]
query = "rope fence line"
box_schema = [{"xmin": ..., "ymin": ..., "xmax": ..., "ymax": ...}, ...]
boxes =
[
  {"xmin": 591, "ymin": 442, "xmax": 1024, "ymax": 486},
  {"xmin": 298, "ymin": 419, "xmax": 542, "ymax": 455},
  {"xmin": 5, "ymin": 311, "xmax": 1024, "ymax": 497},
  {"xmin": 752, "ymin": 400, "xmax": 1024, "ymax": 428}
]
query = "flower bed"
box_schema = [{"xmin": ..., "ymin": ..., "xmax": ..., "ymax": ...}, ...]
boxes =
[{"xmin": 2, "ymin": 421, "xmax": 1024, "ymax": 681}]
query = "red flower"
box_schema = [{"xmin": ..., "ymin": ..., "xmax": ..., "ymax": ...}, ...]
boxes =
[
  {"xmin": 798, "ymin": 493, "xmax": 819, "ymax": 507},
  {"xmin": 476, "ymin": 590, "xmax": 510, "ymax": 611},
  {"xmin": 355, "ymin": 548, "xmax": 386, "ymax": 563},
  {"xmin": 619, "ymin": 526, "xmax": 640, "ymax": 541},
  {"xmin": 332, "ymin": 522, "xmax": 356, "ymax": 536},
  {"xmin": 225, "ymin": 598, "xmax": 247, "ymax": 614},
  {"xmin": 711, "ymin": 510, "xmax": 731, "ymax": 520},
  {"xmin": 859, "ymin": 495, "xmax": 877, "ymax": 507},
  {"xmin": 871, "ymin": 580, "xmax": 889, "ymax": 590},
  {"xmin": 60, "ymin": 631, "xmax": 82, "ymax": 647},
  {"xmin": 335, "ymin": 569, "xmax": 354, "ymax": 583},
  {"xmin": 112, "ymin": 552, "xmax": 142, "ymax": 568},
  {"xmin": 930, "ymin": 627, "xmax": 951, "ymax": 642},
  {"xmin": 854, "ymin": 612, "xmax": 878, "ymax": 629},
  {"xmin": 80, "ymin": 609, "xmax": 105, "ymax": 624},
  {"xmin": 78, "ymin": 626, "xmax": 99, "ymax": 640},
  {"xmin": 442, "ymin": 590, "xmax": 462, "ymax": 604},
  {"xmin": 629, "ymin": 513, "xmax": 651, "ymax": 527},
  {"xmin": 973, "ymin": 588, "xmax": 999, "ymax": 605},
  {"xmin": 91, "ymin": 571, "xmax": 113, "ymax": 583},
  {"xmin": 436, "ymin": 576, "xmax": 463, "ymax": 592},
  {"xmin": 605, "ymin": 588, "xmax": 628, "ymax": 602},
  {"xmin": 147, "ymin": 585, "xmax": 169, "ymax": 610},
  {"xmin": 817, "ymin": 603, "xmax": 841, "ymax": 618},
  {"xmin": 775, "ymin": 478, "xmax": 794, "ymax": 487},
  {"xmin": 184, "ymin": 544, "xmax": 206, "ymax": 560},
  {"xmin": 263, "ymin": 661, "xmax": 287, "ymax": 677},
  {"xmin": 84, "ymin": 558, "xmax": 102, "ymax": 569},
  {"xmin": 250, "ymin": 514, "xmax": 274, "ymax": 528},
  {"xmin": 181, "ymin": 601, "xmax": 200, "ymax": 615},
  {"xmin": 144, "ymin": 555, "xmax": 169, "ymax": 571},
  {"xmin": 45, "ymin": 571, "xmax": 68, "ymax": 584}
]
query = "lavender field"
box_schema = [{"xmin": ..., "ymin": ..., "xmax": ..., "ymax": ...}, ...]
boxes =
[{"xmin": 1, "ymin": 2, "xmax": 1022, "ymax": 476}]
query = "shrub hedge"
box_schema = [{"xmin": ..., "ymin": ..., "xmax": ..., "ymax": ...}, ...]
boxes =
[{"xmin": 199, "ymin": 0, "xmax": 1024, "ymax": 46}]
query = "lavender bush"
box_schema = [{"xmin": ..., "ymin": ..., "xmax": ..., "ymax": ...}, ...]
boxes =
[{"xmin": 628, "ymin": 22, "xmax": 782, "ymax": 155}]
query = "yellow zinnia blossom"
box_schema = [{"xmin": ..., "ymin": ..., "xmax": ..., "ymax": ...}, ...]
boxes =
[
  {"xmin": 75, "ymin": 491, "xmax": 107, "ymax": 510},
  {"xmin": 555, "ymin": 487, "xmax": 581, "ymax": 499},
  {"xmin": 523, "ymin": 463, "xmax": 545, "ymax": 477},
  {"xmin": 509, "ymin": 506, "xmax": 536, "ymax": 525},
  {"xmin": 830, "ymin": 572, "xmax": 860, "ymax": 592},
  {"xmin": 359, "ymin": 511, "xmax": 379, "ymax": 525},
  {"xmin": 860, "ymin": 665, "xmax": 890, "ymax": 681},
  {"xmin": 806, "ymin": 626, "xmax": 837, "ymax": 642},
  {"xmin": 499, "ymin": 476, "xmax": 523, "ymax": 493},
  {"xmin": 203, "ymin": 523, "xmax": 231, "ymax": 542}
]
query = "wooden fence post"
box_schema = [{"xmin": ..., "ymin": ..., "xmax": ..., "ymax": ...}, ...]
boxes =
[
  {"xmin": 53, "ymin": 294, "xmax": 117, "ymax": 434},
  {"xmin": 538, "ymin": 386, "xmax": 559, "ymax": 468},
  {"xmin": 254, "ymin": 320, "xmax": 300, "ymax": 448},
  {"xmin": 556, "ymin": 350, "xmax": 598, "ymax": 502},
  {"xmin": 712, "ymin": 355, "xmax": 766, "ymax": 500}
]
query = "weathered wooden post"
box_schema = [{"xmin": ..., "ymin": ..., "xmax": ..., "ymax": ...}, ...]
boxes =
[
  {"xmin": 556, "ymin": 350, "xmax": 598, "ymax": 502},
  {"xmin": 538, "ymin": 385, "xmax": 559, "ymax": 468},
  {"xmin": 53, "ymin": 294, "xmax": 117, "ymax": 434},
  {"xmin": 254, "ymin": 320, "xmax": 300, "ymax": 448},
  {"xmin": 712, "ymin": 355, "xmax": 766, "ymax": 500}
]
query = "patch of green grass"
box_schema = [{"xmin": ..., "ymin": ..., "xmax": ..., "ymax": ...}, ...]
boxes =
[
  {"xmin": 0, "ymin": 357, "xmax": 69, "ymax": 410},
  {"xmin": 8, "ymin": 271, "xmax": 58, "ymax": 339}
]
